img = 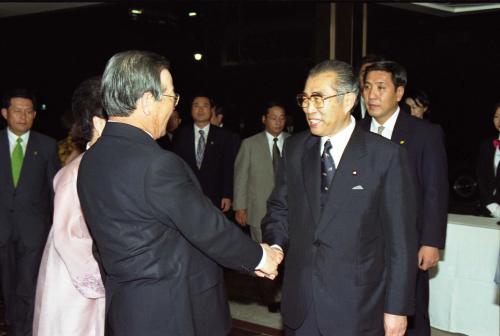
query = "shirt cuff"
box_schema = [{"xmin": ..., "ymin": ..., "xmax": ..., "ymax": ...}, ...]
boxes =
[{"xmin": 255, "ymin": 246, "xmax": 267, "ymax": 270}]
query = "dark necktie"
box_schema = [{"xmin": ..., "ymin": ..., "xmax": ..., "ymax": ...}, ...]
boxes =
[
  {"xmin": 196, "ymin": 129, "xmax": 206, "ymax": 169},
  {"xmin": 320, "ymin": 140, "xmax": 335, "ymax": 208},
  {"xmin": 272, "ymin": 137, "xmax": 280, "ymax": 175}
]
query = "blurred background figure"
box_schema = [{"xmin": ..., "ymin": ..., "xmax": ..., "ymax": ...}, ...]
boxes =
[
  {"xmin": 57, "ymin": 110, "xmax": 84, "ymax": 166},
  {"xmin": 405, "ymin": 89, "xmax": 430, "ymax": 119},
  {"xmin": 476, "ymin": 102, "xmax": 500, "ymax": 218},
  {"xmin": 157, "ymin": 109, "xmax": 181, "ymax": 150},
  {"xmin": 33, "ymin": 77, "xmax": 107, "ymax": 336}
]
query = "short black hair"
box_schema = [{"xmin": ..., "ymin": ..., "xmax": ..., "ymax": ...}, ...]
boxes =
[
  {"xmin": 2, "ymin": 88, "xmax": 37, "ymax": 109},
  {"xmin": 191, "ymin": 94, "xmax": 215, "ymax": 108},
  {"xmin": 262, "ymin": 101, "xmax": 286, "ymax": 117},
  {"xmin": 364, "ymin": 61, "xmax": 407, "ymax": 89},
  {"xmin": 494, "ymin": 101, "xmax": 500, "ymax": 113},
  {"xmin": 356, "ymin": 54, "xmax": 386, "ymax": 74}
]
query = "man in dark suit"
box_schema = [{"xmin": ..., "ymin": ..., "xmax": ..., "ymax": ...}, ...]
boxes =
[
  {"xmin": 77, "ymin": 50, "xmax": 282, "ymax": 336},
  {"xmin": 0, "ymin": 89, "xmax": 59, "ymax": 336},
  {"xmin": 262, "ymin": 59, "xmax": 417, "ymax": 336},
  {"xmin": 360, "ymin": 61, "xmax": 449, "ymax": 336},
  {"xmin": 477, "ymin": 102, "xmax": 500, "ymax": 216},
  {"xmin": 173, "ymin": 95, "xmax": 236, "ymax": 213}
]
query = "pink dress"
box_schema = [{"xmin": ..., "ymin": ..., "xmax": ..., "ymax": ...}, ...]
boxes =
[{"xmin": 33, "ymin": 154, "xmax": 105, "ymax": 336}]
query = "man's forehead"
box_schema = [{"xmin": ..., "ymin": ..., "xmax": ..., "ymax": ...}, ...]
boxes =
[
  {"xmin": 305, "ymin": 72, "xmax": 337, "ymax": 92},
  {"xmin": 365, "ymin": 70, "xmax": 392, "ymax": 82},
  {"xmin": 10, "ymin": 97, "xmax": 34, "ymax": 108}
]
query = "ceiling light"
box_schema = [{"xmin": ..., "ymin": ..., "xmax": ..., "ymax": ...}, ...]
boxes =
[
  {"xmin": 130, "ymin": 9, "xmax": 143, "ymax": 15},
  {"xmin": 188, "ymin": 12, "xmax": 197, "ymax": 17},
  {"xmin": 194, "ymin": 53, "xmax": 203, "ymax": 61}
]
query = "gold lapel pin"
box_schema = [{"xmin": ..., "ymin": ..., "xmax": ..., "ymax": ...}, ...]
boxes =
[
  {"xmin": 34, "ymin": 151, "xmax": 38, "ymax": 155},
  {"xmin": 400, "ymin": 140, "xmax": 405, "ymax": 145},
  {"xmin": 352, "ymin": 170, "xmax": 357, "ymax": 175}
]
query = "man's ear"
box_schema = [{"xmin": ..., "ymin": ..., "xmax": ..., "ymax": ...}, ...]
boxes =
[
  {"xmin": 1, "ymin": 108, "xmax": 7, "ymax": 120},
  {"xmin": 344, "ymin": 92, "xmax": 357, "ymax": 114},
  {"xmin": 140, "ymin": 92, "xmax": 154, "ymax": 116},
  {"xmin": 396, "ymin": 86, "xmax": 405, "ymax": 102}
]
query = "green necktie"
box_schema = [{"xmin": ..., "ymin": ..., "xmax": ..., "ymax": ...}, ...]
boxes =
[{"xmin": 11, "ymin": 137, "xmax": 24, "ymax": 187}]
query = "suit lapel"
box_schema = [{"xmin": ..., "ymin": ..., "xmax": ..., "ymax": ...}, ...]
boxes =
[
  {"xmin": 16, "ymin": 132, "xmax": 37, "ymax": 191},
  {"xmin": 0, "ymin": 129, "xmax": 15, "ymax": 191},
  {"xmin": 316, "ymin": 127, "xmax": 367, "ymax": 235},
  {"xmin": 257, "ymin": 132, "xmax": 272, "ymax": 165},
  {"xmin": 302, "ymin": 134, "xmax": 321, "ymax": 227},
  {"xmin": 201, "ymin": 126, "xmax": 218, "ymax": 168},
  {"xmin": 390, "ymin": 110, "xmax": 411, "ymax": 146}
]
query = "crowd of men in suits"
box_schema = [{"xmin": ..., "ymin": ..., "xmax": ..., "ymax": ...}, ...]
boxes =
[{"xmin": 2, "ymin": 49, "xmax": 497, "ymax": 336}]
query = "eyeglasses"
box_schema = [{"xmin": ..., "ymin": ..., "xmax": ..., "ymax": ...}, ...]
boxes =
[
  {"xmin": 163, "ymin": 93, "xmax": 180, "ymax": 106},
  {"xmin": 296, "ymin": 92, "xmax": 349, "ymax": 109}
]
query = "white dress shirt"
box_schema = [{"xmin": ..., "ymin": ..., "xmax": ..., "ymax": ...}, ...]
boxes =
[
  {"xmin": 369, "ymin": 107, "xmax": 400, "ymax": 140},
  {"xmin": 265, "ymin": 131, "xmax": 285, "ymax": 157},
  {"xmin": 7, "ymin": 128, "xmax": 30, "ymax": 156},
  {"xmin": 320, "ymin": 116, "xmax": 356, "ymax": 168},
  {"xmin": 487, "ymin": 133, "xmax": 500, "ymax": 217},
  {"xmin": 194, "ymin": 124, "xmax": 210, "ymax": 153}
]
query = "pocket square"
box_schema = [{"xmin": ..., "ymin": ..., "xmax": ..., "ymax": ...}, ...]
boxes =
[{"xmin": 352, "ymin": 185, "xmax": 364, "ymax": 190}]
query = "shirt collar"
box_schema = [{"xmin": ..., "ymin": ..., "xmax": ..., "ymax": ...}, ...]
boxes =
[
  {"xmin": 194, "ymin": 123, "xmax": 210, "ymax": 134},
  {"xmin": 265, "ymin": 131, "xmax": 283, "ymax": 141},
  {"xmin": 321, "ymin": 115, "xmax": 356, "ymax": 145},
  {"xmin": 371, "ymin": 107, "xmax": 400, "ymax": 132},
  {"xmin": 7, "ymin": 128, "xmax": 30, "ymax": 145}
]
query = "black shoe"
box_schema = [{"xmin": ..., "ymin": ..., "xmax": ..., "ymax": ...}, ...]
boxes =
[{"xmin": 267, "ymin": 302, "xmax": 280, "ymax": 313}]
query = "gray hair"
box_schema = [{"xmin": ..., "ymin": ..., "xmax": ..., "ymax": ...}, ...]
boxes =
[
  {"xmin": 101, "ymin": 50, "xmax": 170, "ymax": 117},
  {"xmin": 308, "ymin": 59, "xmax": 359, "ymax": 100}
]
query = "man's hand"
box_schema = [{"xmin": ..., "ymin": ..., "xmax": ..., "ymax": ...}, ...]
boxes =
[
  {"xmin": 384, "ymin": 313, "xmax": 407, "ymax": 336},
  {"xmin": 418, "ymin": 245, "xmax": 440, "ymax": 271},
  {"xmin": 255, "ymin": 244, "xmax": 284, "ymax": 280},
  {"xmin": 220, "ymin": 198, "xmax": 232, "ymax": 213},
  {"xmin": 235, "ymin": 209, "xmax": 247, "ymax": 227}
]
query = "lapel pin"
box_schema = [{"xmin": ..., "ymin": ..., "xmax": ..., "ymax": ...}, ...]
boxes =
[
  {"xmin": 210, "ymin": 141, "xmax": 214, "ymax": 145},
  {"xmin": 33, "ymin": 151, "xmax": 38, "ymax": 155},
  {"xmin": 352, "ymin": 170, "xmax": 357, "ymax": 175},
  {"xmin": 400, "ymin": 140, "xmax": 405, "ymax": 145}
]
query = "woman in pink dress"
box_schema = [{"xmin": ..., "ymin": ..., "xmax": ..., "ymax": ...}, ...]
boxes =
[{"xmin": 33, "ymin": 77, "xmax": 107, "ymax": 336}]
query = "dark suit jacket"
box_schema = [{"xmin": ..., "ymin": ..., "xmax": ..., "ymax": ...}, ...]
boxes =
[
  {"xmin": 156, "ymin": 132, "xmax": 173, "ymax": 150},
  {"xmin": 77, "ymin": 122, "xmax": 262, "ymax": 336},
  {"xmin": 477, "ymin": 137, "xmax": 500, "ymax": 209},
  {"xmin": 172, "ymin": 124, "xmax": 236, "ymax": 207},
  {"xmin": 262, "ymin": 126, "xmax": 417, "ymax": 335},
  {"xmin": 0, "ymin": 128, "xmax": 59, "ymax": 246},
  {"xmin": 360, "ymin": 112, "xmax": 448, "ymax": 248}
]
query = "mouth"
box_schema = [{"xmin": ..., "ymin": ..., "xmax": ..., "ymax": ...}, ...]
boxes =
[{"xmin": 307, "ymin": 118, "xmax": 322, "ymax": 127}]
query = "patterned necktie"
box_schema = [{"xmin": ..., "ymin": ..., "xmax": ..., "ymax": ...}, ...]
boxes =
[
  {"xmin": 11, "ymin": 137, "xmax": 24, "ymax": 187},
  {"xmin": 272, "ymin": 137, "xmax": 280, "ymax": 175},
  {"xmin": 377, "ymin": 125, "xmax": 385, "ymax": 135},
  {"xmin": 196, "ymin": 129, "xmax": 206, "ymax": 169},
  {"xmin": 320, "ymin": 140, "xmax": 335, "ymax": 208}
]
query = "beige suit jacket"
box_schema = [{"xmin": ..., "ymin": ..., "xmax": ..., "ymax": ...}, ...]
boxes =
[{"xmin": 233, "ymin": 131, "xmax": 290, "ymax": 230}]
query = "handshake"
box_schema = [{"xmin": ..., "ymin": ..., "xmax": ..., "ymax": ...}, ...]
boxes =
[{"xmin": 255, "ymin": 244, "xmax": 284, "ymax": 280}]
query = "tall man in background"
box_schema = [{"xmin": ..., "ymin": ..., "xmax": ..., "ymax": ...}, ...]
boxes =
[
  {"xmin": 0, "ymin": 89, "xmax": 59, "ymax": 336},
  {"xmin": 262, "ymin": 59, "xmax": 417, "ymax": 336},
  {"xmin": 361, "ymin": 60, "xmax": 448, "ymax": 336},
  {"xmin": 233, "ymin": 101, "xmax": 289, "ymax": 312},
  {"xmin": 77, "ymin": 50, "xmax": 282, "ymax": 336},
  {"xmin": 173, "ymin": 95, "xmax": 236, "ymax": 212}
]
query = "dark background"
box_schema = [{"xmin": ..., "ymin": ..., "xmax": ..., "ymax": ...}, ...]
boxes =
[{"xmin": 1, "ymin": 2, "xmax": 499, "ymax": 213}]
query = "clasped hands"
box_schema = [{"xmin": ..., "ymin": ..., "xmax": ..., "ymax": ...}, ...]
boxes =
[{"xmin": 255, "ymin": 244, "xmax": 284, "ymax": 280}]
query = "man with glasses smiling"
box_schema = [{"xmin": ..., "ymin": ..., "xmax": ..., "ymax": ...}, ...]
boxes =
[{"xmin": 262, "ymin": 59, "xmax": 417, "ymax": 336}]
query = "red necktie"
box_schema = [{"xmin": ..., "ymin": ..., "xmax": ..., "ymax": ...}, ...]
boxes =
[{"xmin": 493, "ymin": 139, "xmax": 500, "ymax": 149}]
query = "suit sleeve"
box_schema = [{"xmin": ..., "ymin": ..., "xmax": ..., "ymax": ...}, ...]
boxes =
[
  {"xmin": 222, "ymin": 131, "xmax": 235, "ymax": 200},
  {"xmin": 420, "ymin": 125, "xmax": 448, "ymax": 248},
  {"xmin": 381, "ymin": 147, "xmax": 418, "ymax": 315},
  {"xmin": 144, "ymin": 153, "xmax": 262, "ymax": 272},
  {"xmin": 261, "ymin": 141, "xmax": 289, "ymax": 251},
  {"xmin": 233, "ymin": 139, "xmax": 250, "ymax": 210}
]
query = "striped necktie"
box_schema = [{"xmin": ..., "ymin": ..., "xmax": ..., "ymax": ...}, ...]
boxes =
[{"xmin": 196, "ymin": 129, "xmax": 206, "ymax": 169}]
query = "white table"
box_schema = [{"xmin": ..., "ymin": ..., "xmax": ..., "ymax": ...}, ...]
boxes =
[{"xmin": 429, "ymin": 214, "xmax": 500, "ymax": 336}]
